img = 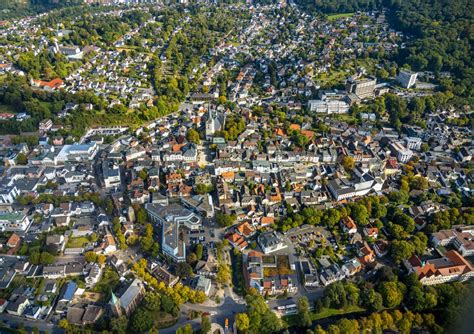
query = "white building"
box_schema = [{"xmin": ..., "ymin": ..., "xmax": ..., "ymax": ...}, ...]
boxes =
[
  {"xmin": 205, "ymin": 108, "xmax": 225, "ymax": 139},
  {"xmin": 308, "ymin": 100, "xmax": 349, "ymax": 114},
  {"xmin": 390, "ymin": 142, "xmax": 413, "ymax": 163},
  {"xmin": 404, "ymin": 137, "xmax": 422, "ymax": 151},
  {"xmin": 397, "ymin": 70, "xmax": 418, "ymax": 89},
  {"xmin": 102, "ymin": 161, "xmax": 121, "ymax": 189},
  {"xmin": 0, "ymin": 186, "xmax": 19, "ymax": 204},
  {"xmin": 0, "ymin": 211, "xmax": 31, "ymax": 232},
  {"xmin": 145, "ymin": 203, "xmax": 202, "ymax": 262},
  {"xmin": 55, "ymin": 143, "xmax": 98, "ymax": 165},
  {"xmin": 257, "ymin": 231, "xmax": 287, "ymax": 254}
]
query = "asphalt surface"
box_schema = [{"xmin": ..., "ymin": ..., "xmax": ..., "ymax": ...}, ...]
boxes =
[
  {"xmin": 160, "ymin": 294, "xmax": 246, "ymax": 334},
  {"xmin": 0, "ymin": 313, "xmax": 62, "ymax": 334}
]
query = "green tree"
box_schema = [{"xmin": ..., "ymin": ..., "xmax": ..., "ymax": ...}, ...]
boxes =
[
  {"xmin": 379, "ymin": 281, "xmax": 405, "ymax": 308},
  {"xmin": 58, "ymin": 319, "xmax": 69, "ymax": 330},
  {"xmin": 187, "ymin": 128, "xmax": 201, "ymax": 144},
  {"xmin": 130, "ymin": 308, "xmax": 153, "ymax": 332},
  {"xmin": 390, "ymin": 240, "xmax": 415, "ymax": 263},
  {"xmin": 176, "ymin": 262, "xmax": 193, "ymax": 279},
  {"xmin": 176, "ymin": 324, "xmax": 193, "ymax": 334},
  {"xmin": 196, "ymin": 244, "xmax": 203, "ymax": 261},
  {"xmin": 350, "ymin": 204, "xmax": 369, "ymax": 226},
  {"xmin": 216, "ymin": 212, "xmax": 236, "ymax": 227},
  {"xmin": 195, "ymin": 184, "xmax": 213, "ymax": 195},
  {"xmin": 144, "ymin": 291, "xmax": 161, "ymax": 312},
  {"xmin": 216, "ymin": 263, "xmax": 231, "ymax": 284},
  {"xmin": 110, "ymin": 316, "xmax": 128, "ymax": 334},
  {"xmin": 245, "ymin": 289, "xmax": 282, "ymax": 333},
  {"xmin": 138, "ymin": 169, "xmax": 148, "ymax": 180},
  {"xmin": 200, "ymin": 315, "xmax": 211, "ymax": 334},
  {"xmin": 341, "ymin": 156, "xmax": 355, "ymax": 172},
  {"xmin": 235, "ymin": 313, "xmax": 250, "ymax": 333},
  {"xmin": 361, "ymin": 289, "xmax": 383, "ymax": 312},
  {"xmin": 136, "ymin": 207, "xmax": 147, "ymax": 225},
  {"xmin": 15, "ymin": 152, "xmax": 28, "ymax": 165},
  {"xmin": 84, "ymin": 251, "xmax": 98, "ymax": 263},
  {"xmin": 297, "ymin": 296, "xmax": 312, "ymax": 328}
]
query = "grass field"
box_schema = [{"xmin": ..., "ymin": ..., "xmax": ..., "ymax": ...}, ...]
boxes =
[
  {"xmin": 284, "ymin": 305, "xmax": 365, "ymax": 327},
  {"xmin": 0, "ymin": 104, "xmax": 15, "ymax": 114},
  {"xmin": 327, "ymin": 13, "xmax": 354, "ymax": 21},
  {"xmin": 311, "ymin": 305, "xmax": 365, "ymax": 321},
  {"xmin": 315, "ymin": 69, "xmax": 348, "ymax": 88},
  {"xmin": 66, "ymin": 236, "xmax": 89, "ymax": 248},
  {"xmin": 155, "ymin": 312, "xmax": 179, "ymax": 329}
]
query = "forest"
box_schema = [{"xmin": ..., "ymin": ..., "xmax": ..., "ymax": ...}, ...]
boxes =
[
  {"xmin": 0, "ymin": 0, "xmax": 82, "ymax": 20},
  {"xmin": 386, "ymin": 0, "xmax": 473, "ymax": 101}
]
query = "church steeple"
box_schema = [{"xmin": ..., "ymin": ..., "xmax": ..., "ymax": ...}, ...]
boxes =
[{"xmin": 109, "ymin": 290, "xmax": 122, "ymax": 316}]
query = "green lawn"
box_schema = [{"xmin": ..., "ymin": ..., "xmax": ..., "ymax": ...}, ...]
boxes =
[
  {"xmin": 284, "ymin": 305, "xmax": 365, "ymax": 327},
  {"xmin": 328, "ymin": 114, "xmax": 359, "ymax": 124},
  {"xmin": 311, "ymin": 305, "xmax": 365, "ymax": 320},
  {"xmin": 0, "ymin": 104, "xmax": 15, "ymax": 114},
  {"xmin": 315, "ymin": 69, "xmax": 348, "ymax": 88},
  {"xmin": 38, "ymin": 101, "xmax": 54, "ymax": 111},
  {"xmin": 327, "ymin": 13, "xmax": 354, "ymax": 21},
  {"xmin": 66, "ymin": 236, "xmax": 89, "ymax": 248},
  {"xmin": 155, "ymin": 311, "xmax": 179, "ymax": 329}
]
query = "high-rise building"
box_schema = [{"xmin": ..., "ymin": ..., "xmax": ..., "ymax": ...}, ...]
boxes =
[
  {"xmin": 345, "ymin": 77, "xmax": 376, "ymax": 99},
  {"xmin": 397, "ymin": 70, "xmax": 418, "ymax": 89}
]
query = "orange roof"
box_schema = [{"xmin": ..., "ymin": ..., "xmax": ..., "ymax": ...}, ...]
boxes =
[
  {"xmin": 248, "ymin": 250, "xmax": 263, "ymax": 258},
  {"xmin": 239, "ymin": 241, "xmax": 248, "ymax": 250},
  {"xmin": 359, "ymin": 243, "xmax": 375, "ymax": 265},
  {"xmin": 444, "ymin": 250, "xmax": 473, "ymax": 271},
  {"xmin": 172, "ymin": 143, "xmax": 185, "ymax": 152},
  {"xmin": 33, "ymin": 78, "xmax": 64, "ymax": 89},
  {"xmin": 386, "ymin": 158, "xmax": 398, "ymax": 169},
  {"xmin": 275, "ymin": 128, "xmax": 286, "ymax": 136},
  {"xmin": 342, "ymin": 217, "xmax": 357, "ymax": 230},
  {"xmin": 289, "ymin": 124, "xmax": 301, "ymax": 131},
  {"xmin": 7, "ymin": 233, "xmax": 20, "ymax": 247},
  {"xmin": 221, "ymin": 171, "xmax": 235, "ymax": 180},
  {"xmin": 227, "ymin": 233, "xmax": 242, "ymax": 243},
  {"xmin": 301, "ymin": 130, "xmax": 315, "ymax": 140},
  {"xmin": 365, "ymin": 226, "xmax": 379, "ymax": 236},
  {"xmin": 237, "ymin": 222, "xmax": 255, "ymax": 237},
  {"xmin": 106, "ymin": 234, "xmax": 116, "ymax": 247},
  {"xmin": 270, "ymin": 193, "xmax": 282, "ymax": 202},
  {"xmin": 260, "ymin": 217, "xmax": 274, "ymax": 226}
]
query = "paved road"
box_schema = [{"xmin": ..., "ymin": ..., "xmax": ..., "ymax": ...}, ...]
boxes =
[
  {"xmin": 160, "ymin": 294, "xmax": 246, "ymax": 334},
  {"xmin": 0, "ymin": 313, "xmax": 62, "ymax": 334}
]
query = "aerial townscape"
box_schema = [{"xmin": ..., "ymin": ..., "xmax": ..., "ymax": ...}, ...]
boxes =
[{"xmin": 0, "ymin": 0, "xmax": 472, "ymax": 333}]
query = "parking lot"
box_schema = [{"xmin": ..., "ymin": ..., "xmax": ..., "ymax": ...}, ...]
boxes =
[{"xmin": 182, "ymin": 218, "xmax": 224, "ymax": 247}]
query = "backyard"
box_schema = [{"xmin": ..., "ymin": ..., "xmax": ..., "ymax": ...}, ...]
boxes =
[{"xmin": 66, "ymin": 236, "xmax": 90, "ymax": 248}]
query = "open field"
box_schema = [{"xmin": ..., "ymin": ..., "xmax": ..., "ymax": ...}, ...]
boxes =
[
  {"xmin": 283, "ymin": 305, "xmax": 366, "ymax": 327},
  {"xmin": 66, "ymin": 236, "xmax": 89, "ymax": 248},
  {"xmin": 327, "ymin": 13, "xmax": 354, "ymax": 21}
]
